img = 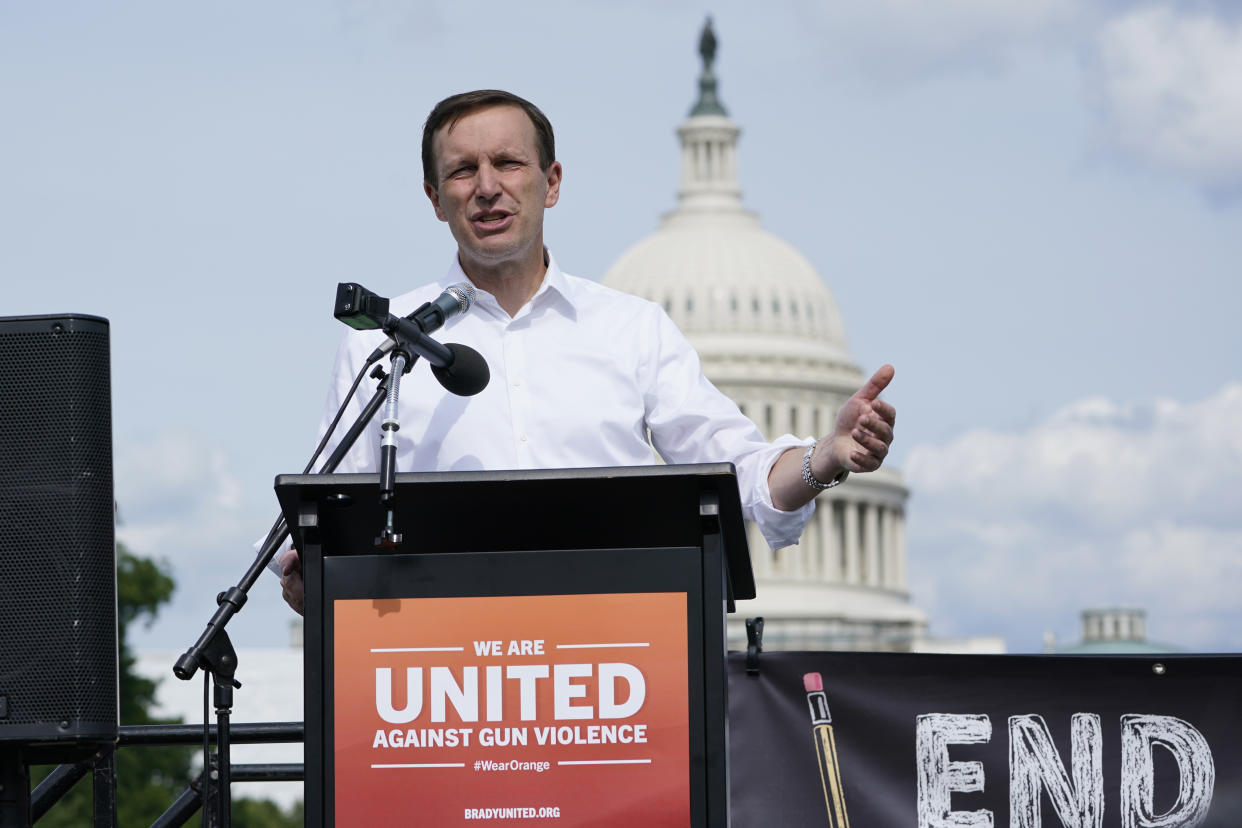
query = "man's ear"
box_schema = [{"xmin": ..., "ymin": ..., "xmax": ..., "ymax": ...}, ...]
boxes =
[
  {"xmin": 544, "ymin": 161, "xmax": 563, "ymax": 209},
  {"xmin": 424, "ymin": 180, "xmax": 448, "ymax": 222}
]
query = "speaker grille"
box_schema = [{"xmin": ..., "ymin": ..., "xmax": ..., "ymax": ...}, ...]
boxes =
[{"xmin": 0, "ymin": 315, "xmax": 117, "ymax": 748}]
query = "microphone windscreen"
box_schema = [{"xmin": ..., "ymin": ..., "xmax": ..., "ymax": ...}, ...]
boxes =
[{"xmin": 431, "ymin": 343, "xmax": 490, "ymax": 396}]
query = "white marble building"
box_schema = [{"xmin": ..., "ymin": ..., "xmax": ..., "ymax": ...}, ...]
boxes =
[{"xmin": 603, "ymin": 22, "xmax": 928, "ymax": 652}]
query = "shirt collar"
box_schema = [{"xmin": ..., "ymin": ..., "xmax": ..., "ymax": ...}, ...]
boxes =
[
  {"xmin": 538, "ymin": 251, "xmax": 579, "ymax": 319},
  {"xmin": 442, "ymin": 249, "xmax": 579, "ymax": 321}
]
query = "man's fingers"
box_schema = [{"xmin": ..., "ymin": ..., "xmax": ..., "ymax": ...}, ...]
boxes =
[
  {"xmin": 849, "ymin": 450, "xmax": 882, "ymax": 472},
  {"xmin": 856, "ymin": 414, "xmax": 894, "ymax": 445},
  {"xmin": 851, "ymin": 430, "xmax": 889, "ymax": 468},
  {"xmin": 831, "ymin": 365, "xmax": 895, "ymax": 475},
  {"xmin": 281, "ymin": 570, "xmax": 306, "ymax": 615},
  {"xmin": 280, "ymin": 548, "xmax": 301, "ymax": 576},
  {"xmin": 852, "ymin": 430, "xmax": 890, "ymax": 459},
  {"xmin": 855, "ymin": 364, "xmax": 895, "ymax": 402}
]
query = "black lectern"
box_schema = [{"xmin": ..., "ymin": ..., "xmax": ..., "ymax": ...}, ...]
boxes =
[{"xmin": 277, "ymin": 464, "xmax": 751, "ymax": 828}]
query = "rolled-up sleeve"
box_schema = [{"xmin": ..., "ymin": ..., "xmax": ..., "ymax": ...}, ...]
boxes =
[{"xmin": 642, "ymin": 308, "xmax": 815, "ymax": 551}]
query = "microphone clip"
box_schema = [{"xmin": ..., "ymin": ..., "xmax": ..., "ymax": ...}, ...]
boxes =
[{"xmin": 381, "ymin": 313, "xmax": 454, "ymax": 372}]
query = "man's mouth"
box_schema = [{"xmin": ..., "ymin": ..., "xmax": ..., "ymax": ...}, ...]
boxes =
[{"xmin": 475, "ymin": 211, "xmax": 510, "ymax": 224}]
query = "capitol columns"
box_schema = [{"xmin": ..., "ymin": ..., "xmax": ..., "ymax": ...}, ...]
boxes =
[
  {"xmin": 863, "ymin": 502, "xmax": 881, "ymax": 587},
  {"xmin": 843, "ymin": 501, "xmax": 861, "ymax": 585}
]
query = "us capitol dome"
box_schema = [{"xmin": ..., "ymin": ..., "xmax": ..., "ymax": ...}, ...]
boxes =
[{"xmin": 603, "ymin": 20, "xmax": 927, "ymax": 651}]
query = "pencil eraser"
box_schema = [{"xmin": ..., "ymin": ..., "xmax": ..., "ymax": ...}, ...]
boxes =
[{"xmin": 803, "ymin": 672, "xmax": 823, "ymax": 692}]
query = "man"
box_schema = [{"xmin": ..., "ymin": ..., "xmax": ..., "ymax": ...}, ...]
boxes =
[{"xmin": 280, "ymin": 90, "xmax": 895, "ymax": 613}]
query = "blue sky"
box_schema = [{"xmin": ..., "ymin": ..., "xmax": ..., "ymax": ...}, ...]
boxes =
[{"xmin": 3, "ymin": 0, "xmax": 1240, "ymax": 655}]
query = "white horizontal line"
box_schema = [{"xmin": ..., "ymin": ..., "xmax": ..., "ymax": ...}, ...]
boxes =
[
  {"xmin": 557, "ymin": 759, "xmax": 652, "ymax": 766},
  {"xmin": 555, "ymin": 643, "xmax": 650, "ymax": 649},
  {"xmin": 371, "ymin": 763, "xmax": 465, "ymax": 769},
  {"xmin": 370, "ymin": 647, "xmax": 465, "ymax": 653}
]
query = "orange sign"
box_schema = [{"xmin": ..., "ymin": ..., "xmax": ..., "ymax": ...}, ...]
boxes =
[{"xmin": 333, "ymin": 592, "xmax": 690, "ymax": 826}]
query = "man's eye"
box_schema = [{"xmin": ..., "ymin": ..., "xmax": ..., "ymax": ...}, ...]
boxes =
[{"xmin": 449, "ymin": 166, "xmax": 474, "ymax": 178}]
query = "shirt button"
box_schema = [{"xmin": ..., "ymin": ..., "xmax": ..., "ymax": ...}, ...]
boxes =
[{"xmin": 520, "ymin": 434, "xmax": 528, "ymax": 442}]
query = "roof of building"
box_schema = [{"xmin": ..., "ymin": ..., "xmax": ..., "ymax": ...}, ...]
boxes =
[{"xmin": 602, "ymin": 20, "xmax": 858, "ymax": 383}]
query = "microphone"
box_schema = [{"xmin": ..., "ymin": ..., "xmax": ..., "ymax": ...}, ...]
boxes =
[
  {"xmin": 431, "ymin": 343, "xmax": 490, "ymax": 396},
  {"xmin": 358, "ymin": 282, "xmax": 477, "ymax": 363},
  {"xmin": 413, "ymin": 282, "xmax": 476, "ymax": 334},
  {"xmin": 333, "ymin": 281, "xmax": 490, "ymax": 396}
]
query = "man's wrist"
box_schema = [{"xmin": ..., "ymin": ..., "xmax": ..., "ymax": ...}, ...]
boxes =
[{"xmin": 802, "ymin": 443, "xmax": 848, "ymax": 491}]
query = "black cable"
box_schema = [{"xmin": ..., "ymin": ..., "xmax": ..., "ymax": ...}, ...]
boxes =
[
  {"xmin": 201, "ymin": 672, "xmax": 210, "ymax": 827},
  {"xmin": 303, "ymin": 358, "xmax": 373, "ymax": 476},
  {"xmin": 256, "ymin": 357, "xmax": 373, "ymax": 554}
]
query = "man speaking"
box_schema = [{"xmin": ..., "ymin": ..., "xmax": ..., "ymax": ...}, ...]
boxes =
[{"xmin": 280, "ymin": 90, "xmax": 896, "ymax": 613}]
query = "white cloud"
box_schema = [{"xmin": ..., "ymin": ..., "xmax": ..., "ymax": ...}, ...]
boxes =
[
  {"xmin": 793, "ymin": 0, "xmax": 1242, "ymax": 194},
  {"xmin": 115, "ymin": 431, "xmax": 248, "ymax": 558},
  {"xmin": 112, "ymin": 430, "xmax": 275, "ymax": 616},
  {"xmin": 114, "ymin": 431, "xmax": 293, "ymax": 649},
  {"xmin": 1092, "ymin": 4, "xmax": 1242, "ymax": 189},
  {"xmin": 904, "ymin": 383, "xmax": 1242, "ymax": 651},
  {"xmin": 909, "ymin": 385, "xmax": 1242, "ymax": 525}
]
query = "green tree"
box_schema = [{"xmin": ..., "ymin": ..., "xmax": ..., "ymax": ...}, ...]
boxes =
[
  {"xmin": 115, "ymin": 549, "xmax": 197, "ymax": 813},
  {"xmin": 33, "ymin": 545, "xmax": 302, "ymax": 827},
  {"xmin": 232, "ymin": 797, "xmax": 304, "ymax": 826}
]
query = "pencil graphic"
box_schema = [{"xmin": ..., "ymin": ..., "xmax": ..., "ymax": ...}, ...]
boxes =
[{"xmin": 804, "ymin": 672, "xmax": 850, "ymax": 827}]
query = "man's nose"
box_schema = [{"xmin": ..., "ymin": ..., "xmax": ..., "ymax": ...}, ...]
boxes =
[{"xmin": 475, "ymin": 163, "xmax": 501, "ymax": 199}]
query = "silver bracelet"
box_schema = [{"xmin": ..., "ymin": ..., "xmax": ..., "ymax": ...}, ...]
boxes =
[{"xmin": 802, "ymin": 445, "xmax": 847, "ymax": 491}]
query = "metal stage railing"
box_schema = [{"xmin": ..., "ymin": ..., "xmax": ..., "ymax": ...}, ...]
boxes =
[{"xmin": 29, "ymin": 721, "xmax": 304, "ymax": 828}]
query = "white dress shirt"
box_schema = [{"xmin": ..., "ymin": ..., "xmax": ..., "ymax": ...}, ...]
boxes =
[{"xmin": 311, "ymin": 252, "xmax": 814, "ymax": 552}]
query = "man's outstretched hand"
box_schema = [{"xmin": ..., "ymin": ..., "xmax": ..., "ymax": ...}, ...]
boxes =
[
  {"xmin": 815, "ymin": 364, "xmax": 896, "ymax": 478},
  {"xmin": 768, "ymin": 364, "xmax": 897, "ymax": 512}
]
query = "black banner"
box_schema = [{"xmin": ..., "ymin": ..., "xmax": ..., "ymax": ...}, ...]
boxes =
[{"xmin": 728, "ymin": 652, "xmax": 1242, "ymax": 827}]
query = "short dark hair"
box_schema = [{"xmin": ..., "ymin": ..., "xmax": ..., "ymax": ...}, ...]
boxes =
[{"xmin": 421, "ymin": 90, "xmax": 556, "ymax": 186}]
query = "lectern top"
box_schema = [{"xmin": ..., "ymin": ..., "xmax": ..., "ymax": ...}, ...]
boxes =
[{"xmin": 275, "ymin": 463, "xmax": 754, "ymax": 599}]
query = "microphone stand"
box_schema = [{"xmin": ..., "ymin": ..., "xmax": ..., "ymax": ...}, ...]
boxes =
[
  {"xmin": 171, "ymin": 303, "xmax": 480, "ymax": 822},
  {"xmin": 373, "ymin": 313, "xmax": 448, "ymax": 547},
  {"xmin": 375, "ymin": 351, "xmax": 406, "ymax": 546},
  {"xmin": 171, "ymin": 361, "xmax": 400, "ymax": 825}
]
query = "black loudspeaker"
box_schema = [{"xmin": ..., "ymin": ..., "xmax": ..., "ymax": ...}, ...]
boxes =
[{"xmin": 0, "ymin": 314, "xmax": 118, "ymax": 763}]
